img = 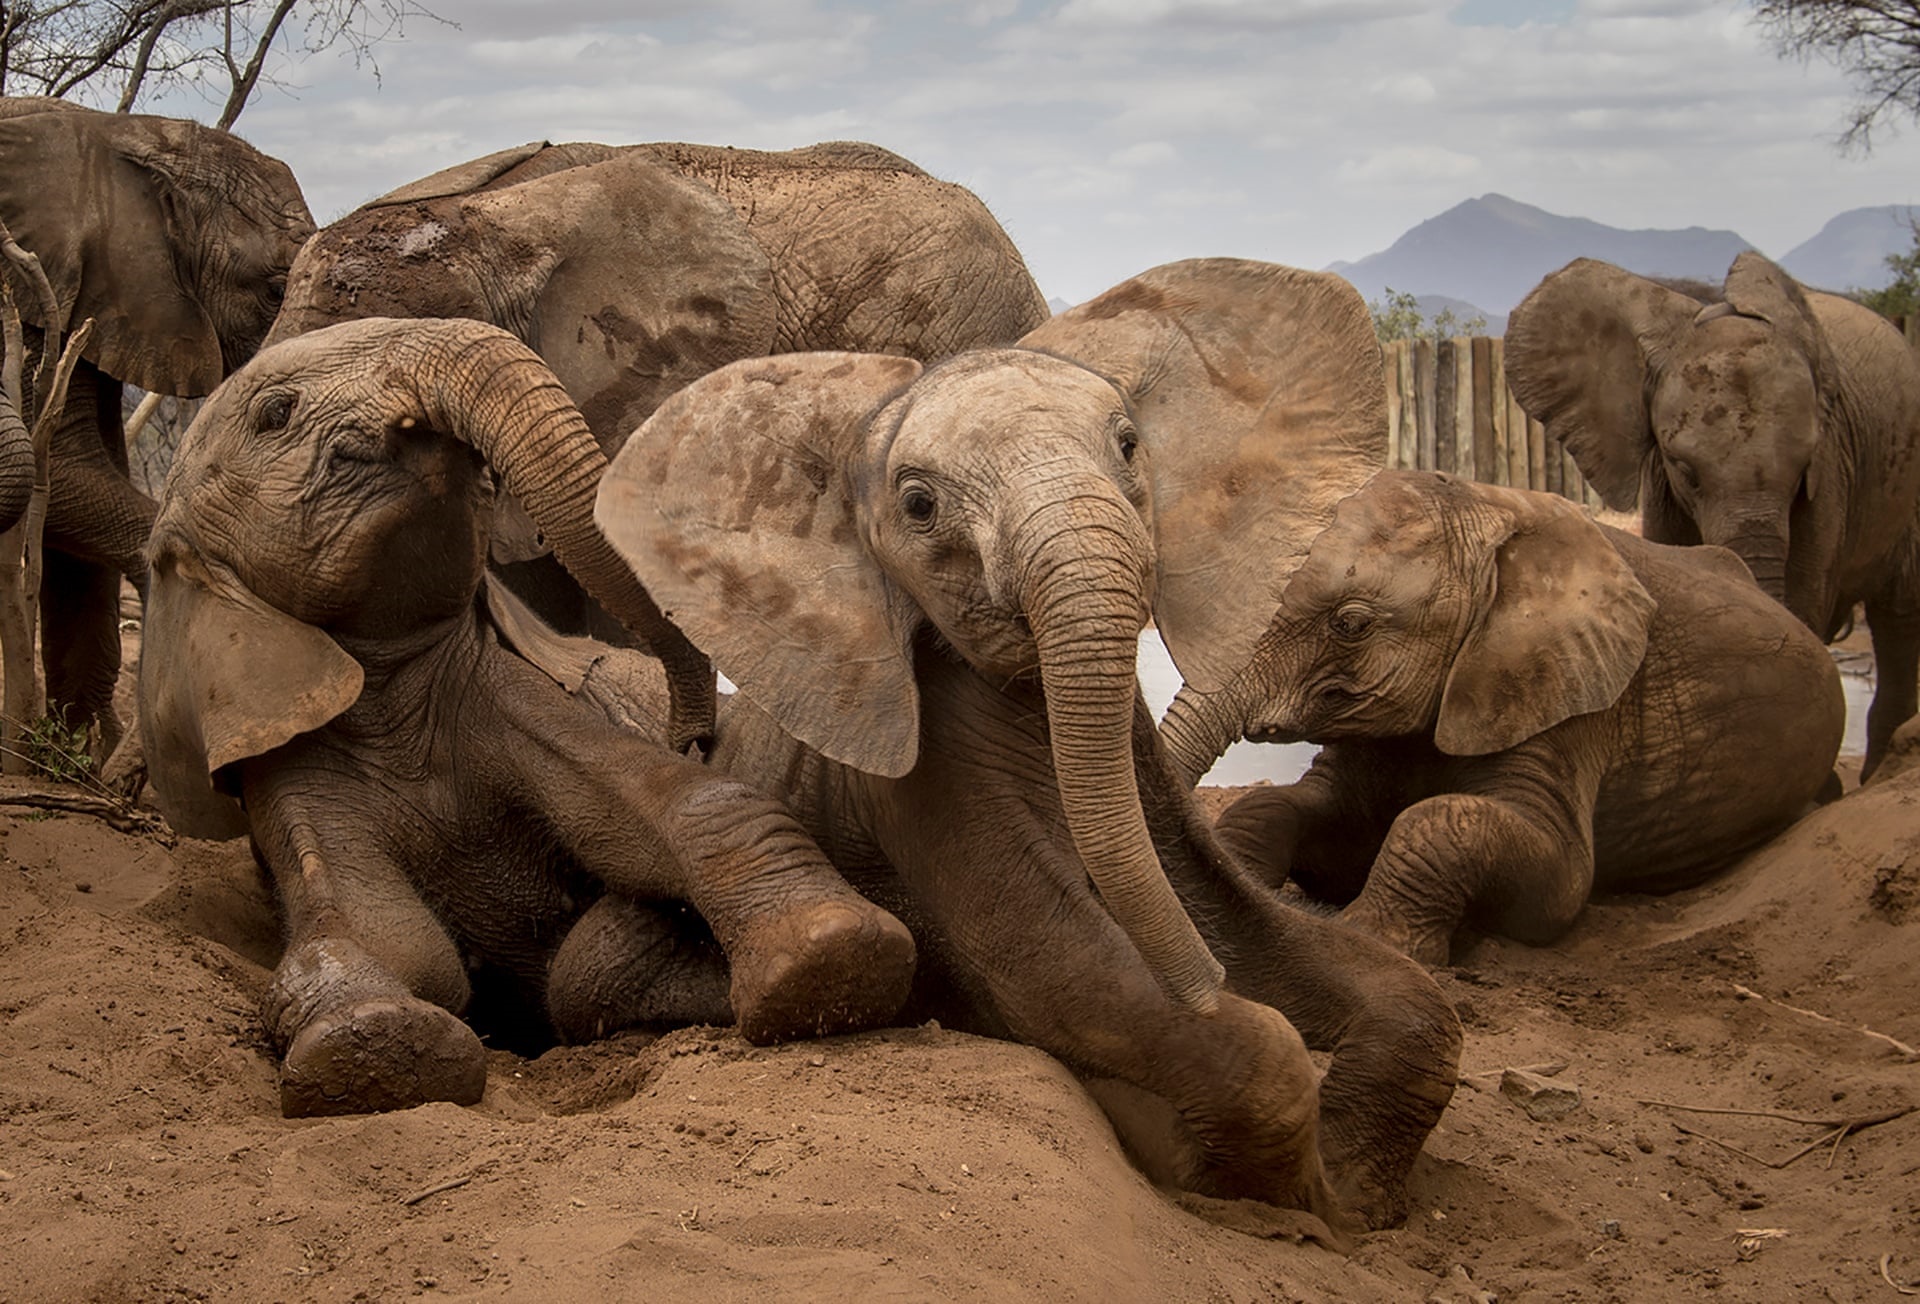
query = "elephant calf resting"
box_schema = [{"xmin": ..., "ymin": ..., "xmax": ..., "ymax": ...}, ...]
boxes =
[
  {"xmin": 1163, "ymin": 470, "xmax": 1846, "ymax": 965},
  {"xmin": 139, "ymin": 318, "xmax": 914, "ymax": 1117}
]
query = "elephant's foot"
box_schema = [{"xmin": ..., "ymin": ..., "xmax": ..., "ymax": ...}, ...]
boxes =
[
  {"xmin": 726, "ymin": 898, "xmax": 915, "ymax": 1045},
  {"xmin": 279, "ymin": 995, "xmax": 487, "ymax": 1118},
  {"xmin": 264, "ymin": 935, "xmax": 484, "ymax": 1117}
]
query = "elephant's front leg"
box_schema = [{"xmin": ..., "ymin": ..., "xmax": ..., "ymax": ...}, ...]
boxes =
[
  {"xmin": 1342, "ymin": 788, "xmax": 1595, "ymax": 965},
  {"xmin": 242, "ymin": 756, "xmax": 487, "ymax": 1117},
  {"xmin": 876, "ymin": 790, "xmax": 1342, "ymax": 1223},
  {"xmin": 519, "ymin": 714, "xmax": 914, "ymax": 1045},
  {"xmin": 1862, "ymin": 583, "xmax": 1920, "ymax": 781},
  {"xmin": 1211, "ymin": 745, "xmax": 1396, "ymax": 900}
]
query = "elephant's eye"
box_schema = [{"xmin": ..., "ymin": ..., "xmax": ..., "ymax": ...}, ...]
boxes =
[
  {"xmin": 900, "ymin": 481, "xmax": 937, "ymax": 527},
  {"xmin": 253, "ymin": 392, "xmax": 295, "ymax": 434},
  {"xmin": 1667, "ymin": 457, "xmax": 1700, "ymax": 494},
  {"xmin": 1329, "ymin": 604, "xmax": 1373, "ymax": 639},
  {"xmin": 1117, "ymin": 423, "xmax": 1139, "ymax": 464}
]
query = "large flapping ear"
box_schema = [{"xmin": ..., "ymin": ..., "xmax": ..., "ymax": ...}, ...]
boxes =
[
  {"xmin": 1505, "ymin": 259, "xmax": 1699, "ymax": 512},
  {"xmin": 1722, "ymin": 251, "xmax": 1840, "ymax": 397},
  {"xmin": 1018, "ymin": 257, "xmax": 1386, "ymax": 693},
  {"xmin": 1435, "ymin": 485, "xmax": 1655, "ymax": 756},
  {"xmin": 473, "ymin": 149, "xmax": 781, "ymax": 451},
  {"xmin": 139, "ymin": 545, "xmax": 364, "ymax": 839},
  {"xmin": 0, "ymin": 105, "xmax": 223, "ymax": 394},
  {"xmin": 597, "ymin": 352, "xmax": 925, "ymax": 776}
]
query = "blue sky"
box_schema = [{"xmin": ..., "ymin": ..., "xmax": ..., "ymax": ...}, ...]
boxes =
[{"xmin": 128, "ymin": 0, "xmax": 1920, "ymax": 305}]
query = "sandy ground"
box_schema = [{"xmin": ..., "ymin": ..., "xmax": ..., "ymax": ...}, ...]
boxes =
[{"xmin": 0, "ymin": 628, "xmax": 1915, "ymax": 1301}]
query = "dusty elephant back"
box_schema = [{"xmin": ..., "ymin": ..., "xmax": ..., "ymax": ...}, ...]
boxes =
[
  {"xmin": 1593, "ymin": 528, "xmax": 1844, "ymax": 891},
  {"xmin": 633, "ymin": 141, "xmax": 1050, "ymax": 355}
]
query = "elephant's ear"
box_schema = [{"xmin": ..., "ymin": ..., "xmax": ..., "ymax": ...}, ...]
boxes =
[
  {"xmin": 1018, "ymin": 257, "xmax": 1386, "ymax": 693},
  {"xmin": 362, "ymin": 140, "xmax": 553, "ymax": 207},
  {"xmin": 140, "ymin": 545, "xmax": 364, "ymax": 839},
  {"xmin": 1505, "ymin": 259, "xmax": 1698, "ymax": 513},
  {"xmin": 597, "ymin": 352, "xmax": 925, "ymax": 776},
  {"xmin": 477, "ymin": 150, "xmax": 780, "ymax": 452},
  {"xmin": 1722, "ymin": 251, "xmax": 1841, "ymax": 398},
  {"xmin": 1435, "ymin": 487, "xmax": 1654, "ymax": 756},
  {"xmin": 0, "ymin": 107, "xmax": 223, "ymax": 394}
]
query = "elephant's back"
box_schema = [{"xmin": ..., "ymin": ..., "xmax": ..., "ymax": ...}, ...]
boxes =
[
  {"xmin": 637, "ymin": 142, "xmax": 1050, "ymax": 357},
  {"xmin": 1593, "ymin": 530, "xmax": 1843, "ymax": 891}
]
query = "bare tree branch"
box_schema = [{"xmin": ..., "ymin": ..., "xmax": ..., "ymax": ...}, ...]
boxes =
[
  {"xmin": 1752, "ymin": 0, "xmax": 1920, "ymax": 150},
  {"xmin": 5, "ymin": 1, "xmax": 447, "ymax": 130}
]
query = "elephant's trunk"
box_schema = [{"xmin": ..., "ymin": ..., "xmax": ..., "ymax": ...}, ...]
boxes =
[
  {"xmin": 0, "ymin": 378, "xmax": 32, "ymax": 534},
  {"xmin": 1020, "ymin": 497, "xmax": 1225, "ymax": 1016},
  {"xmin": 1158, "ymin": 656, "xmax": 1270, "ymax": 790},
  {"xmin": 395, "ymin": 319, "xmax": 716, "ymax": 750},
  {"xmin": 1718, "ymin": 526, "xmax": 1792, "ymax": 609}
]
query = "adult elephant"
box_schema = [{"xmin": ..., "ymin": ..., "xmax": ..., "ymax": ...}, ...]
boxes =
[
  {"xmin": 265, "ymin": 137, "xmax": 1051, "ymax": 752},
  {"xmin": 1505, "ymin": 252, "xmax": 1920, "ymax": 778},
  {"xmin": 0, "ymin": 97, "xmax": 314, "ymax": 757},
  {"xmin": 137, "ymin": 317, "xmax": 915, "ymax": 1118},
  {"xmin": 594, "ymin": 259, "xmax": 1461, "ymax": 1232},
  {"xmin": 1158, "ymin": 470, "xmax": 1844, "ymax": 965}
]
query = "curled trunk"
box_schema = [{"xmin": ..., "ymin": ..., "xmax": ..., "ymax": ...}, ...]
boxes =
[
  {"xmin": 396, "ymin": 321, "xmax": 715, "ymax": 751},
  {"xmin": 1158, "ymin": 659, "xmax": 1269, "ymax": 789},
  {"xmin": 1022, "ymin": 504, "xmax": 1224, "ymax": 1015}
]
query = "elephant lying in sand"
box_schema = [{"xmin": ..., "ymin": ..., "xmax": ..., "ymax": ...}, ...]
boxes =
[
  {"xmin": 138, "ymin": 317, "xmax": 914, "ymax": 1118},
  {"xmin": 0, "ymin": 97, "xmax": 313, "ymax": 756},
  {"xmin": 594, "ymin": 259, "xmax": 1461, "ymax": 1231},
  {"xmin": 1506, "ymin": 252, "xmax": 1920, "ymax": 779},
  {"xmin": 265, "ymin": 137, "xmax": 1051, "ymax": 752},
  {"xmin": 1160, "ymin": 470, "xmax": 1845, "ymax": 965}
]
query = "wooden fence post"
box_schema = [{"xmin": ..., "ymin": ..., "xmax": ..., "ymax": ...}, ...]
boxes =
[
  {"xmin": 1413, "ymin": 339, "xmax": 1436, "ymax": 474},
  {"xmin": 1434, "ymin": 338, "xmax": 1457, "ymax": 475},
  {"xmin": 1471, "ymin": 337, "xmax": 1497, "ymax": 487}
]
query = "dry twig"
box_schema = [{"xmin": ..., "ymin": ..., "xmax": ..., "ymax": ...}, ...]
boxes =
[
  {"xmin": 1642, "ymin": 1100, "xmax": 1914, "ymax": 1170},
  {"xmin": 1883, "ymin": 1253, "xmax": 1919, "ymax": 1296},
  {"xmin": 1730, "ymin": 982, "xmax": 1920, "ymax": 1060}
]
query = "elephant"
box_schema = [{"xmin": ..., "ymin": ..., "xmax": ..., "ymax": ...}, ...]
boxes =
[
  {"xmin": 1157, "ymin": 470, "xmax": 1846, "ymax": 966},
  {"xmin": 264, "ymin": 137, "xmax": 1052, "ymax": 753},
  {"xmin": 592, "ymin": 258, "xmax": 1463, "ymax": 1232},
  {"xmin": 137, "ymin": 315, "xmax": 916, "ymax": 1118},
  {"xmin": 0, "ymin": 96, "xmax": 314, "ymax": 758},
  {"xmin": 1504, "ymin": 251, "xmax": 1920, "ymax": 779}
]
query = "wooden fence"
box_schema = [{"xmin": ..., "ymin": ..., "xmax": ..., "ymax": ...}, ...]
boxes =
[{"xmin": 1382, "ymin": 337, "xmax": 1603, "ymax": 507}]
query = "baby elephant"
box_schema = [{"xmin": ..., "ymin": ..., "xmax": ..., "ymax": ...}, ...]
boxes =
[{"xmin": 1160, "ymin": 470, "xmax": 1844, "ymax": 963}]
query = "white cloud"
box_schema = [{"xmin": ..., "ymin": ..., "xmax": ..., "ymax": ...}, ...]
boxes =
[{"xmin": 1110, "ymin": 141, "xmax": 1177, "ymax": 168}]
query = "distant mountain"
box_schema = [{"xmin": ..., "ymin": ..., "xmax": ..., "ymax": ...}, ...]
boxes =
[
  {"xmin": 1330, "ymin": 193, "xmax": 1755, "ymax": 315},
  {"xmin": 1411, "ymin": 293, "xmax": 1507, "ymax": 338},
  {"xmin": 1779, "ymin": 206, "xmax": 1917, "ymax": 293},
  {"xmin": 1047, "ymin": 296, "xmax": 1073, "ymax": 315}
]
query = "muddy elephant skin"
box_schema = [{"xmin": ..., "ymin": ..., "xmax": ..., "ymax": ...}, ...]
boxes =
[
  {"xmin": 596, "ymin": 258, "xmax": 1463, "ymax": 1233},
  {"xmin": 138, "ymin": 317, "xmax": 914, "ymax": 1119},
  {"xmin": 1161, "ymin": 470, "xmax": 1845, "ymax": 966},
  {"xmin": 0, "ymin": 97, "xmax": 314, "ymax": 755}
]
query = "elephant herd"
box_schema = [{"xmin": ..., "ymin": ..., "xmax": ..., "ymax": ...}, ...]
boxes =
[{"xmin": 1, "ymin": 97, "xmax": 1907, "ymax": 1240}]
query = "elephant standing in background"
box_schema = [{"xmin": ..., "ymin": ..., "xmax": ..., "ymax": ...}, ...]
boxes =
[
  {"xmin": 0, "ymin": 97, "xmax": 313, "ymax": 757},
  {"xmin": 1160, "ymin": 470, "xmax": 1844, "ymax": 966},
  {"xmin": 265, "ymin": 137, "xmax": 1051, "ymax": 751},
  {"xmin": 1505, "ymin": 252, "xmax": 1920, "ymax": 778},
  {"xmin": 138, "ymin": 317, "xmax": 914, "ymax": 1118},
  {"xmin": 595, "ymin": 259, "xmax": 1460, "ymax": 1232}
]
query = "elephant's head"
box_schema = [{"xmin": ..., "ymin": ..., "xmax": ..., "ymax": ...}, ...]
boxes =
[
  {"xmin": 0, "ymin": 99, "xmax": 314, "ymax": 394},
  {"xmin": 265, "ymin": 145, "xmax": 777, "ymax": 451},
  {"xmin": 1505, "ymin": 252, "xmax": 1836, "ymax": 616},
  {"xmin": 596, "ymin": 257, "xmax": 1387, "ymax": 1013},
  {"xmin": 140, "ymin": 317, "xmax": 683, "ymax": 839},
  {"xmin": 1239, "ymin": 471, "xmax": 1654, "ymax": 757}
]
